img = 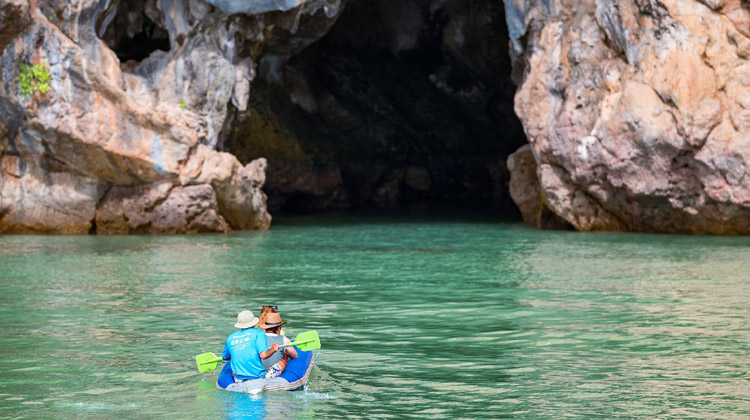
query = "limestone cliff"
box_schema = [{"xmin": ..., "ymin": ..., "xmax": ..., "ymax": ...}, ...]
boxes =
[
  {"xmin": 507, "ymin": 0, "xmax": 750, "ymax": 233},
  {"xmin": 0, "ymin": 0, "xmax": 343, "ymax": 233},
  {"xmin": 7, "ymin": 0, "xmax": 745, "ymax": 234}
]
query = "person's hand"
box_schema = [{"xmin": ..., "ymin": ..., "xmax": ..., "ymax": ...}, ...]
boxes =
[{"xmin": 270, "ymin": 343, "xmax": 280, "ymax": 352}]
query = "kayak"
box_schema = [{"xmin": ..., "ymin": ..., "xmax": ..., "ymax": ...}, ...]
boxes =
[{"xmin": 217, "ymin": 348, "xmax": 315, "ymax": 393}]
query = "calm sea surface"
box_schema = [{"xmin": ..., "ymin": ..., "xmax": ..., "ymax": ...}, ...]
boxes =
[{"xmin": 0, "ymin": 217, "xmax": 749, "ymax": 419}]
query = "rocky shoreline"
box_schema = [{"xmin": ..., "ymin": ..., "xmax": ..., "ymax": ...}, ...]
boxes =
[{"xmin": 4, "ymin": 0, "xmax": 750, "ymax": 234}]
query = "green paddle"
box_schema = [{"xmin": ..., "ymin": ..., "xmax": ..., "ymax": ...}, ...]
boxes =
[
  {"xmin": 196, "ymin": 352, "xmax": 223, "ymax": 373},
  {"xmin": 281, "ymin": 330, "xmax": 321, "ymax": 352},
  {"xmin": 195, "ymin": 331, "xmax": 321, "ymax": 373}
]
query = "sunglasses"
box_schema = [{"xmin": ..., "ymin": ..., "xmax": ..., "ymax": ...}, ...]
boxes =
[{"xmin": 263, "ymin": 305, "xmax": 279, "ymax": 311}]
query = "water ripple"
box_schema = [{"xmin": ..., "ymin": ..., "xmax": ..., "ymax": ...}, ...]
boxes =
[{"xmin": 0, "ymin": 221, "xmax": 749, "ymax": 418}]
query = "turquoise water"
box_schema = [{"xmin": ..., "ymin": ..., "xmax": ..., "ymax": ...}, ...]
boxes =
[{"xmin": 0, "ymin": 217, "xmax": 749, "ymax": 419}]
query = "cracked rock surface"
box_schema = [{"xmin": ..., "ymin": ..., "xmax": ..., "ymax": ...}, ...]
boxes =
[
  {"xmin": 507, "ymin": 0, "xmax": 750, "ymax": 233},
  {"xmin": 0, "ymin": 0, "xmax": 341, "ymax": 233}
]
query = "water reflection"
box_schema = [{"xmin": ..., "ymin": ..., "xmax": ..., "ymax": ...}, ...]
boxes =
[
  {"xmin": 219, "ymin": 392, "xmax": 267, "ymax": 420},
  {"xmin": 208, "ymin": 387, "xmax": 327, "ymax": 420},
  {"xmin": 499, "ymin": 231, "xmax": 750, "ymax": 417}
]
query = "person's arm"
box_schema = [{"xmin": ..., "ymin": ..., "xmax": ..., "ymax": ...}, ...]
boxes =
[
  {"xmin": 282, "ymin": 336, "xmax": 297, "ymax": 359},
  {"xmin": 222, "ymin": 339, "xmax": 231, "ymax": 361},
  {"xmin": 284, "ymin": 346, "xmax": 298, "ymax": 359},
  {"xmin": 259, "ymin": 343, "xmax": 280, "ymax": 359}
]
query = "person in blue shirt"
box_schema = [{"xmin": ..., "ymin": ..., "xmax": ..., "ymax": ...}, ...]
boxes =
[{"xmin": 222, "ymin": 310, "xmax": 280, "ymax": 382}]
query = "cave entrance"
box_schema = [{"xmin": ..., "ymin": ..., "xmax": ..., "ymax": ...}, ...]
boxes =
[
  {"xmin": 97, "ymin": 1, "xmax": 170, "ymax": 64},
  {"xmin": 224, "ymin": 0, "xmax": 526, "ymax": 217},
  {"xmin": 110, "ymin": 14, "xmax": 170, "ymax": 63}
]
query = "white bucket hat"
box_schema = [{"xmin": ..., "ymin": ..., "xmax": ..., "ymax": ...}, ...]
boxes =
[{"xmin": 234, "ymin": 310, "xmax": 259, "ymax": 329}]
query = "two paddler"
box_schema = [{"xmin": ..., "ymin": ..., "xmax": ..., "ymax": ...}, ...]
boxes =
[{"xmin": 221, "ymin": 308, "xmax": 298, "ymax": 384}]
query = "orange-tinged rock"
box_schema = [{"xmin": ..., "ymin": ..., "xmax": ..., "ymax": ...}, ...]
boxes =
[{"xmin": 508, "ymin": 0, "xmax": 750, "ymax": 233}]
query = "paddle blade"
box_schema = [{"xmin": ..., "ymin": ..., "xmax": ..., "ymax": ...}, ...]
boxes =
[
  {"xmin": 196, "ymin": 352, "xmax": 223, "ymax": 373},
  {"xmin": 292, "ymin": 330, "xmax": 321, "ymax": 352}
]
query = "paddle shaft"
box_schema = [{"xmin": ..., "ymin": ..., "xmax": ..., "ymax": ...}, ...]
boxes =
[
  {"xmin": 197, "ymin": 330, "xmax": 319, "ymax": 372},
  {"xmin": 279, "ymin": 338, "xmax": 316, "ymax": 349},
  {"xmin": 205, "ymin": 340, "xmax": 311, "ymax": 358},
  {"xmin": 205, "ymin": 341, "xmax": 295, "ymax": 359},
  {"xmin": 204, "ymin": 338, "xmax": 313, "ymax": 359}
]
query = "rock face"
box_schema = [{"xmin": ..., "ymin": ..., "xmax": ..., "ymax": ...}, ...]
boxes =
[
  {"xmin": 0, "ymin": 0, "xmax": 343, "ymax": 233},
  {"xmin": 507, "ymin": 0, "xmax": 750, "ymax": 233},
  {"xmin": 10, "ymin": 0, "xmax": 745, "ymax": 234},
  {"xmin": 507, "ymin": 144, "xmax": 571, "ymax": 229}
]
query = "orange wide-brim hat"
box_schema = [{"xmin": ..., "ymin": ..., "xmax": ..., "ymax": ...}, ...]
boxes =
[{"xmin": 257, "ymin": 312, "xmax": 287, "ymax": 329}]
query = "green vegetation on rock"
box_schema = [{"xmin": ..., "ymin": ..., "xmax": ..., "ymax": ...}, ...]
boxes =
[{"xmin": 18, "ymin": 62, "xmax": 51, "ymax": 97}]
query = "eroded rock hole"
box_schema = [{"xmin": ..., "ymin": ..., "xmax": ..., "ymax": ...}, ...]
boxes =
[
  {"xmin": 112, "ymin": 15, "xmax": 169, "ymax": 62},
  {"xmin": 97, "ymin": 0, "xmax": 170, "ymax": 63}
]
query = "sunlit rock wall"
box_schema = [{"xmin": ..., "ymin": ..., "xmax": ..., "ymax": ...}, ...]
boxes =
[
  {"xmin": 0, "ymin": 0, "xmax": 342, "ymax": 233},
  {"xmin": 506, "ymin": 0, "xmax": 750, "ymax": 233}
]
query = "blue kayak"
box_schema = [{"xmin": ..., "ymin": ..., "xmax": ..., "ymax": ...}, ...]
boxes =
[{"xmin": 217, "ymin": 348, "xmax": 314, "ymax": 392}]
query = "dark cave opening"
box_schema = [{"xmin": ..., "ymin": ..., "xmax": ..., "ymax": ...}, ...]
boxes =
[
  {"xmin": 97, "ymin": 1, "xmax": 170, "ymax": 64},
  {"xmin": 111, "ymin": 15, "xmax": 170, "ymax": 63},
  {"xmin": 224, "ymin": 0, "xmax": 526, "ymax": 218}
]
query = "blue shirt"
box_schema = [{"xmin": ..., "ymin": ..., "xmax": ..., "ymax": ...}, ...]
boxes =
[{"xmin": 222, "ymin": 328, "xmax": 268, "ymax": 380}]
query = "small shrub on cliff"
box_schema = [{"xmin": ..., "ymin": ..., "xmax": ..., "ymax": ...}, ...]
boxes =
[
  {"xmin": 179, "ymin": 99, "xmax": 186, "ymax": 110},
  {"xmin": 18, "ymin": 62, "xmax": 51, "ymax": 97}
]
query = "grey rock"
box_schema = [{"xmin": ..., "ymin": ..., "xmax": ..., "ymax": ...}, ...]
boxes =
[
  {"xmin": 507, "ymin": 145, "xmax": 571, "ymax": 229},
  {"xmin": 0, "ymin": 0, "xmax": 342, "ymax": 233},
  {"xmin": 0, "ymin": 0, "xmax": 29, "ymax": 55}
]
